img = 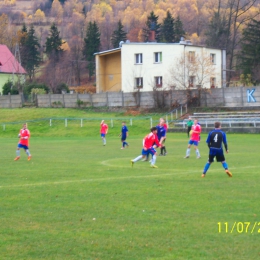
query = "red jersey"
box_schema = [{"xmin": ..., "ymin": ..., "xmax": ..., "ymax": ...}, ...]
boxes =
[
  {"xmin": 143, "ymin": 132, "xmax": 161, "ymax": 149},
  {"xmin": 163, "ymin": 123, "xmax": 168, "ymax": 132},
  {"xmin": 190, "ymin": 124, "xmax": 201, "ymax": 142},
  {"xmin": 19, "ymin": 128, "xmax": 30, "ymax": 146},
  {"xmin": 100, "ymin": 123, "xmax": 108, "ymax": 134}
]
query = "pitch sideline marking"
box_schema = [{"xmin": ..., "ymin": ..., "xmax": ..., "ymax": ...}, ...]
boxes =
[{"xmin": 0, "ymin": 165, "xmax": 259, "ymax": 189}]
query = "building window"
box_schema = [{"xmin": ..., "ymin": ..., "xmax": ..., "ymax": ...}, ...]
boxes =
[
  {"xmin": 135, "ymin": 53, "xmax": 143, "ymax": 64},
  {"xmin": 135, "ymin": 77, "xmax": 143, "ymax": 88},
  {"xmin": 210, "ymin": 53, "xmax": 216, "ymax": 64},
  {"xmin": 188, "ymin": 51, "xmax": 195, "ymax": 62},
  {"xmin": 155, "ymin": 76, "xmax": 163, "ymax": 88},
  {"xmin": 189, "ymin": 76, "xmax": 195, "ymax": 87},
  {"xmin": 210, "ymin": 77, "xmax": 216, "ymax": 88},
  {"xmin": 154, "ymin": 52, "xmax": 162, "ymax": 63}
]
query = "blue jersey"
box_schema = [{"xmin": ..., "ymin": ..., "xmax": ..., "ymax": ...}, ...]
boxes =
[
  {"xmin": 206, "ymin": 129, "xmax": 227, "ymax": 151},
  {"xmin": 121, "ymin": 125, "xmax": 128, "ymax": 137},
  {"xmin": 156, "ymin": 125, "xmax": 166, "ymax": 140}
]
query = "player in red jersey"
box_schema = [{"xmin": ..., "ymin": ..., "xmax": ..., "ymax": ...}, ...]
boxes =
[
  {"xmin": 100, "ymin": 120, "xmax": 108, "ymax": 146},
  {"xmin": 14, "ymin": 123, "xmax": 32, "ymax": 161},
  {"xmin": 184, "ymin": 119, "xmax": 201, "ymax": 159},
  {"xmin": 131, "ymin": 127, "xmax": 162, "ymax": 168}
]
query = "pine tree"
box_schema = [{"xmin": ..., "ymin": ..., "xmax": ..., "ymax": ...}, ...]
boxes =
[
  {"xmin": 24, "ymin": 25, "xmax": 41, "ymax": 80},
  {"xmin": 161, "ymin": 11, "xmax": 175, "ymax": 43},
  {"xmin": 174, "ymin": 16, "xmax": 185, "ymax": 43},
  {"xmin": 19, "ymin": 23, "xmax": 28, "ymax": 69},
  {"xmin": 238, "ymin": 19, "xmax": 260, "ymax": 84},
  {"xmin": 111, "ymin": 20, "xmax": 127, "ymax": 48},
  {"xmin": 142, "ymin": 11, "xmax": 161, "ymax": 42},
  {"xmin": 205, "ymin": 12, "xmax": 229, "ymax": 49},
  {"xmin": 83, "ymin": 21, "xmax": 101, "ymax": 79},
  {"xmin": 45, "ymin": 23, "xmax": 64, "ymax": 61}
]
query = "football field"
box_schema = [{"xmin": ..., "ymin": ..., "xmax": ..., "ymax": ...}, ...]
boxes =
[{"xmin": 1, "ymin": 133, "xmax": 260, "ymax": 260}]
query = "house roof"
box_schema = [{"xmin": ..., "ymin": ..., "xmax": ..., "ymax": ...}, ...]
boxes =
[{"xmin": 0, "ymin": 44, "xmax": 26, "ymax": 74}]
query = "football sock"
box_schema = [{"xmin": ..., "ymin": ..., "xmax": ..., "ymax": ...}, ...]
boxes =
[
  {"xmin": 186, "ymin": 148, "xmax": 190, "ymax": 156},
  {"xmin": 164, "ymin": 146, "xmax": 167, "ymax": 153},
  {"xmin": 26, "ymin": 150, "xmax": 31, "ymax": 156},
  {"xmin": 103, "ymin": 138, "xmax": 106, "ymax": 145},
  {"xmin": 151, "ymin": 155, "xmax": 157, "ymax": 165},
  {"xmin": 16, "ymin": 150, "xmax": 20, "ymax": 157},
  {"xmin": 133, "ymin": 155, "xmax": 143, "ymax": 162},
  {"xmin": 203, "ymin": 162, "xmax": 211, "ymax": 174},
  {"xmin": 222, "ymin": 162, "xmax": 228, "ymax": 170},
  {"xmin": 196, "ymin": 149, "xmax": 200, "ymax": 157}
]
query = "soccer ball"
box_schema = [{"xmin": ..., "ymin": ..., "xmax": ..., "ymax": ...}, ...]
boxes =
[
  {"xmin": 189, "ymin": 130, "xmax": 193, "ymax": 135},
  {"xmin": 18, "ymin": 134, "xmax": 21, "ymax": 138}
]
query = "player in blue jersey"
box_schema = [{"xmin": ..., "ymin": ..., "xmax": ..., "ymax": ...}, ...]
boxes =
[
  {"xmin": 120, "ymin": 121, "xmax": 129, "ymax": 149},
  {"xmin": 156, "ymin": 118, "xmax": 167, "ymax": 155},
  {"xmin": 201, "ymin": 122, "xmax": 232, "ymax": 178}
]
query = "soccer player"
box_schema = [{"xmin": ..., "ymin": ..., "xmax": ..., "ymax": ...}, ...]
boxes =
[
  {"xmin": 14, "ymin": 123, "xmax": 32, "ymax": 161},
  {"xmin": 131, "ymin": 127, "xmax": 161, "ymax": 168},
  {"xmin": 186, "ymin": 117, "xmax": 194, "ymax": 137},
  {"xmin": 120, "ymin": 121, "xmax": 129, "ymax": 149},
  {"xmin": 157, "ymin": 118, "xmax": 167, "ymax": 156},
  {"xmin": 201, "ymin": 122, "xmax": 232, "ymax": 178},
  {"xmin": 100, "ymin": 120, "xmax": 108, "ymax": 146},
  {"xmin": 184, "ymin": 119, "xmax": 201, "ymax": 159}
]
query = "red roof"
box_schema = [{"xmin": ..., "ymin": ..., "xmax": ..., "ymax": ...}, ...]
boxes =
[{"xmin": 0, "ymin": 44, "xmax": 26, "ymax": 74}]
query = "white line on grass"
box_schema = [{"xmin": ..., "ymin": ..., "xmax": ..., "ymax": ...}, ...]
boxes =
[{"xmin": 0, "ymin": 165, "xmax": 259, "ymax": 189}]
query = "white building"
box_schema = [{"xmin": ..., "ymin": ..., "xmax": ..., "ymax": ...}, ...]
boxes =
[{"xmin": 95, "ymin": 41, "xmax": 226, "ymax": 93}]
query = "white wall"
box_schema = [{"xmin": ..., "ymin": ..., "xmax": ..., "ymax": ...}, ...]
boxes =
[{"xmin": 121, "ymin": 43, "xmax": 224, "ymax": 93}]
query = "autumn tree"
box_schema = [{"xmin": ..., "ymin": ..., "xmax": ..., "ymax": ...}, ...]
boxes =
[
  {"xmin": 34, "ymin": 9, "xmax": 46, "ymax": 25},
  {"xmin": 160, "ymin": 11, "xmax": 175, "ymax": 43},
  {"xmin": 83, "ymin": 21, "xmax": 101, "ymax": 80},
  {"xmin": 51, "ymin": 0, "xmax": 64, "ymax": 24},
  {"xmin": 111, "ymin": 20, "xmax": 127, "ymax": 48},
  {"xmin": 142, "ymin": 11, "xmax": 161, "ymax": 42}
]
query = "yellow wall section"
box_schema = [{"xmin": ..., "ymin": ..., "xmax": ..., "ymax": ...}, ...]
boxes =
[{"xmin": 99, "ymin": 51, "xmax": 121, "ymax": 92}]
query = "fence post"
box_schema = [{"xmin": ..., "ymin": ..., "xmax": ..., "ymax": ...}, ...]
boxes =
[
  {"xmin": 181, "ymin": 106, "xmax": 183, "ymax": 116},
  {"xmin": 62, "ymin": 93, "xmax": 65, "ymax": 108},
  {"xmin": 111, "ymin": 119, "xmax": 113, "ymax": 127},
  {"xmin": 150, "ymin": 117, "xmax": 153, "ymax": 127},
  {"xmin": 240, "ymin": 86, "xmax": 244, "ymax": 106},
  {"xmin": 90, "ymin": 93, "xmax": 93, "ymax": 107},
  {"xmin": 81, "ymin": 119, "xmax": 83, "ymax": 127},
  {"xmin": 49, "ymin": 93, "xmax": 51, "ymax": 107},
  {"xmin": 50, "ymin": 119, "xmax": 52, "ymax": 126},
  {"xmin": 130, "ymin": 118, "xmax": 132, "ymax": 126},
  {"xmin": 3, "ymin": 124, "xmax": 5, "ymax": 131},
  {"xmin": 106, "ymin": 92, "xmax": 109, "ymax": 107},
  {"xmin": 122, "ymin": 91, "xmax": 124, "ymax": 107},
  {"xmin": 65, "ymin": 118, "xmax": 67, "ymax": 127},
  {"xmin": 9, "ymin": 93, "xmax": 11, "ymax": 108}
]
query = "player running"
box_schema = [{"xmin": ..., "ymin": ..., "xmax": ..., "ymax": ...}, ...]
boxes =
[
  {"xmin": 201, "ymin": 122, "xmax": 232, "ymax": 178},
  {"xmin": 120, "ymin": 121, "xmax": 129, "ymax": 149},
  {"xmin": 184, "ymin": 119, "xmax": 201, "ymax": 159},
  {"xmin": 14, "ymin": 123, "xmax": 32, "ymax": 161},
  {"xmin": 100, "ymin": 120, "xmax": 108, "ymax": 146},
  {"xmin": 131, "ymin": 127, "xmax": 162, "ymax": 168}
]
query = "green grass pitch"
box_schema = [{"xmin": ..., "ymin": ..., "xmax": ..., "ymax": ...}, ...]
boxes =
[{"xmin": 1, "ymin": 133, "xmax": 260, "ymax": 260}]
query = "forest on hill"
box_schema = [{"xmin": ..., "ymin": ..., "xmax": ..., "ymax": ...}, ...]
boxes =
[{"xmin": 0, "ymin": 0, "xmax": 260, "ymax": 94}]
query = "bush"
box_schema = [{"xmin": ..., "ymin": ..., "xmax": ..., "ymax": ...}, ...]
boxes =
[
  {"xmin": 2, "ymin": 80, "xmax": 19, "ymax": 95},
  {"xmin": 56, "ymin": 83, "xmax": 69, "ymax": 94},
  {"xmin": 23, "ymin": 83, "xmax": 49, "ymax": 96}
]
